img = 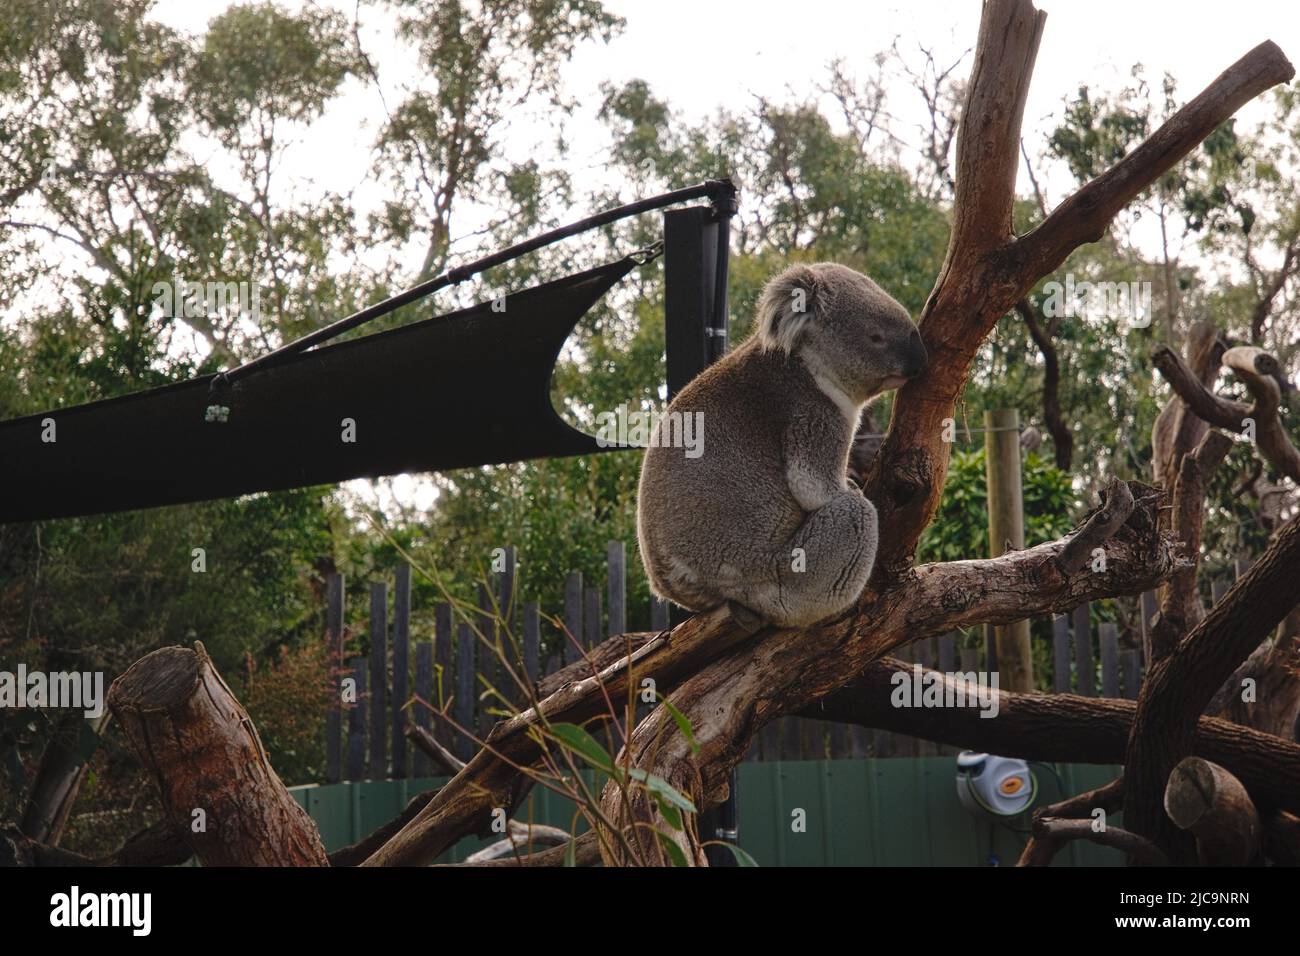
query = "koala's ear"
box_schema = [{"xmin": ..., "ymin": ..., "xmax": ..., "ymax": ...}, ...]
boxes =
[{"xmin": 756, "ymin": 265, "xmax": 824, "ymax": 354}]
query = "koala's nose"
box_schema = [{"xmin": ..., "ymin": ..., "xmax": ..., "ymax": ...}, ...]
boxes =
[{"xmin": 904, "ymin": 329, "xmax": 928, "ymax": 378}]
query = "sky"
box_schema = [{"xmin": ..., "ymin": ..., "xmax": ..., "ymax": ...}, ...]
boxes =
[
  {"xmin": 140, "ymin": 0, "xmax": 1300, "ymax": 284},
  {"xmin": 149, "ymin": 0, "xmax": 1300, "ymax": 194}
]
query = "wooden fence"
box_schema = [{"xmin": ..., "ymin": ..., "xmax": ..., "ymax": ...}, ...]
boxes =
[{"xmin": 322, "ymin": 547, "xmax": 1256, "ymax": 782}]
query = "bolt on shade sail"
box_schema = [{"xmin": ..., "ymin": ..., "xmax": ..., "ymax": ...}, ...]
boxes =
[{"xmin": 0, "ymin": 257, "xmax": 639, "ymax": 524}]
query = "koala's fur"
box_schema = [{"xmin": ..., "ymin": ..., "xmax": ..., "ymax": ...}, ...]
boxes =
[{"xmin": 636, "ymin": 262, "xmax": 927, "ymax": 627}]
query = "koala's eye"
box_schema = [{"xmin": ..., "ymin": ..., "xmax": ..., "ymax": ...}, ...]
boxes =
[{"xmin": 869, "ymin": 333, "xmax": 885, "ymax": 345}]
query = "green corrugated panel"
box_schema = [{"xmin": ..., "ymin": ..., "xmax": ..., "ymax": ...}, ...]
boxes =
[
  {"xmin": 290, "ymin": 759, "xmax": 1127, "ymax": 866},
  {"xmin": 735, "ymin": 762, "xmax": 779, "ymax": 865}
]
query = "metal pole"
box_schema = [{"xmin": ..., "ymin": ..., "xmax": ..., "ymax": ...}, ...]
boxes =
[{"xmin": 662, "ymin": 190, "xmax": 740, "ymax": 865}]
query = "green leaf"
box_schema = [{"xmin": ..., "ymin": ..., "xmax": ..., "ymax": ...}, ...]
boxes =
[
  {"xmin": 546, "ymin": 723, "xmax": 614, "ymax": 772},
  {"xmin": 659, "ymin": 697, "xmax": 700, "ymax": 755},
  {"xmin": 655, "ymin": 799, "xmax": 684, "ymax": 831},
  {"xmin": 564, "ymin": 838, "xmax": 577, "ymax": 867},
  {"xmin": 627, "ymin": 768, "xmax": 697, "ymax": 813},
  {"xmin": 717, "ymin": 842, "xmax": 760, "ymax": 867},
  {"xmin": 655, "ymin": 831, "xmax": 690, "ymax": 867}
]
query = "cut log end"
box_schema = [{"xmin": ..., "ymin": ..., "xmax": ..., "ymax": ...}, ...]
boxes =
[{"xmin": 109, "ymin": 644, "xmax": 204, "ymax": 712}]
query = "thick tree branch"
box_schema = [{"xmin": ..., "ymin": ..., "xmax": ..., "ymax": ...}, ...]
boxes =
[
  {"xmin": 1151, "ymin": 324, "xmax": 1228, "ymax": 488},
  {"xmin": 1125, "ymin": 514, "xmax": 1300, "ymax": 860},
  {"xmin": 1163, "ymin": 757, "xmax": 1261, "ymax": 865},
  {"xmin": 1029, "ymin": 817, "xmax": 1169, "ymax": 866},
  {"xmin": 1152, "ymin": 430, "xmax": 1234, "ymax": 657},
  {"xmin": 595, "ymin": 489, "xmax": 1178, "ymax": 865},
  {"xmin": 805, "ymin": 658, "xmax": 1300, "ymax": 816},
  {"xmin": 864, "ymin": 4, "xmax": 1291, "ymax": 578},
  {"xmin": 1153, "ymin": 343, "xmax": 1300, "ymax": 484},
  {"xmin": 1057, "ymin": 478, "xmax": 1133, "ymax": 574}
]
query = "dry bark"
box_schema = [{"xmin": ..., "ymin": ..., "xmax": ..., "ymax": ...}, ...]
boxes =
[
  {"xmin": 1030, "ymin": 817, "xmax": 1169, "ymax": 866},
  {"xmin": 1017, "ymin": 778, "xmax": 1124, "ymax": 866},
  {"xmin": 108, "ymin": 642, "xmax": 328, "ymax": 867},
  {"xmin": 1163, "ymin": 757, "xmax": 1261, "ymax": 865},
  {"xmin": 1154, "ymin": 342, "xmax": 1300, "ymax": 485},
  {"xmin": 1124, "ymin": 514, "xmax": 1300, "ymax": 862}
]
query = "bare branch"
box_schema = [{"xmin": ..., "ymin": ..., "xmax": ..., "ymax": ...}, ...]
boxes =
[
  {"xmin": 1057, "ymin": 478, "xmax": 1133, "ymax": 574},
  {"xmin": 1031, "ymin": 817, "xmax": 1169, "ymax": 866},
  {"xmin": 1016, "ymin": 41, "xmax": 1296, "ymax": 278}
]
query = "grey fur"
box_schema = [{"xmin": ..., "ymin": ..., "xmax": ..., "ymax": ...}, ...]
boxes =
[{"xmin": 636, "ymin": 262, "xmax": 927, "ymax": 627}]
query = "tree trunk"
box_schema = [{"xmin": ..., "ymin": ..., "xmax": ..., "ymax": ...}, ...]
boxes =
[{"xmin": 108, "ymin": 642, "xmax": 329, "ymax": 867}]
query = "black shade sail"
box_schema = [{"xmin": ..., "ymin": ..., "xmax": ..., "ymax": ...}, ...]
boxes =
[{"xmin": 0, "ymin": 256, "xmax": 639, "ymax": 523}]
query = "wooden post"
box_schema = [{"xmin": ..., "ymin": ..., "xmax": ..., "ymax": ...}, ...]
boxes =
[
  {"xmin": 497, "ymin": 548, "xmax": 517, "ymax": 706},
  {"xmin": 347, "ymin": 659, "xmax": 366, "ymax": 781},
  {"xmin": 1099, "ymin": 622, "xmax": 1119, "ymax": 698},
  {"xmin": 499, "ymin": 546, "xmax": 517, "ymax": 631},
  {"xmin": 414, "ymin": 641, "xmax": 433, "ymax": 778},
  {"xmin": 938, "ymin": 631, "xmax": 957, "ymax": 673},
  {"xmin": 368, "ymin": 581, "xmax": 388, "ymax": 779},
  {"xmin": 779, "ymin": 717, "xmax": 803, "ymax": 761},
  {"xmin": 1073, "ymin": 603, "xmax": 1095, "ymax": 697},
  {"xmin": 434, "ymin": 602, "xmax": 453, "ymax": 746},
  {"xmin": 324, "ymin": 572, "xmax": 345, "ymax": 784},
  {"xmin": 563, "ymin": 572, "xmax": 583, "ymax": 665},
  {"xmin": 108, "ymin": 643, "xmax": 328, "ymax": 866},
  {"xmin": 915, "ymin": 636, "xmax": 936, "ymax": 756},
  {"xmin": 985, "ymin": 408, "xmax": 1033, "ymax": 692},
  {"xmin": 1139, "ymin": 590, "xmax": 1157, "ymax": 669},
  {"xmin": 1211, "ymin": 578, "xmax": 1230, "ymax": 605},
  {"xmin": 1121, "ymin": 648, "xmax": 1141, "ymax": 700},
  {"xmin": 607, "ymin": 540, "xmax": 626, "ymax": 638},
  {"xmin": 1051, "ymin": 614, "xmax": 1071, "ymax": 693},
  {"xmin": 583, "ymin": 586, "xmax": 602, "ymax": 651},
  {"xmin": 392, "ymin": 563, "xmax": 411, "ymax": 779},
  {"xmin": 477, "ymin": 583, "xmax": 497, "ymax": 739},
  {"xmin": 455, "ymin": 621, "xmax": 476, "ymax": 761}
]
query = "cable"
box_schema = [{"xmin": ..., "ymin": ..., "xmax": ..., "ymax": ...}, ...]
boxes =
[{"xmin": 209, "ymin": 179, "xmax": 736, "ymax": 395}]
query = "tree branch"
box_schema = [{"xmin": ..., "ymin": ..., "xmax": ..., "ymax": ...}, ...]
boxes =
[
  {"xmin": 1016, "ymin": 41, "xmax": 1295, "ymax": 278},
  {"xmin": 1125, "ymin": 513, "xmax": 1300, "ymax": 860},
  {"xmin": 805, "ymin": 658, "xmax": 1300, "ymax": 816}
]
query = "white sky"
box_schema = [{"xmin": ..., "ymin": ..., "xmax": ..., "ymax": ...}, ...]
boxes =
[{"xmin": 143, "ymin": 0, "xmax": 1300, "ymax": 281}]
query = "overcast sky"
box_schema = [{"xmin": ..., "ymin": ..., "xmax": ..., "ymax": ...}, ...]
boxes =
[{"xmin": 142, "ymin": 0, "xmax": 1300, "ymax": 281}]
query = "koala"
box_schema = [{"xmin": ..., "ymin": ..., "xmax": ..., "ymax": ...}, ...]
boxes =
[{"xmin": 636, "ymin": 262, "xmax": 927, "ymax": 628}]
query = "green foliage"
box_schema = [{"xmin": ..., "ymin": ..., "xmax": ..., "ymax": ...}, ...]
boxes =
[{"xmin": 918, "ymin": 448, "xmax": 1076, "ymax": 564}]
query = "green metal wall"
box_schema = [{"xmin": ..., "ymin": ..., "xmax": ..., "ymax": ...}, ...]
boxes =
[{"xmin": 290, "ymin": 758, "xmax": 1126, "ymax": 866}]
